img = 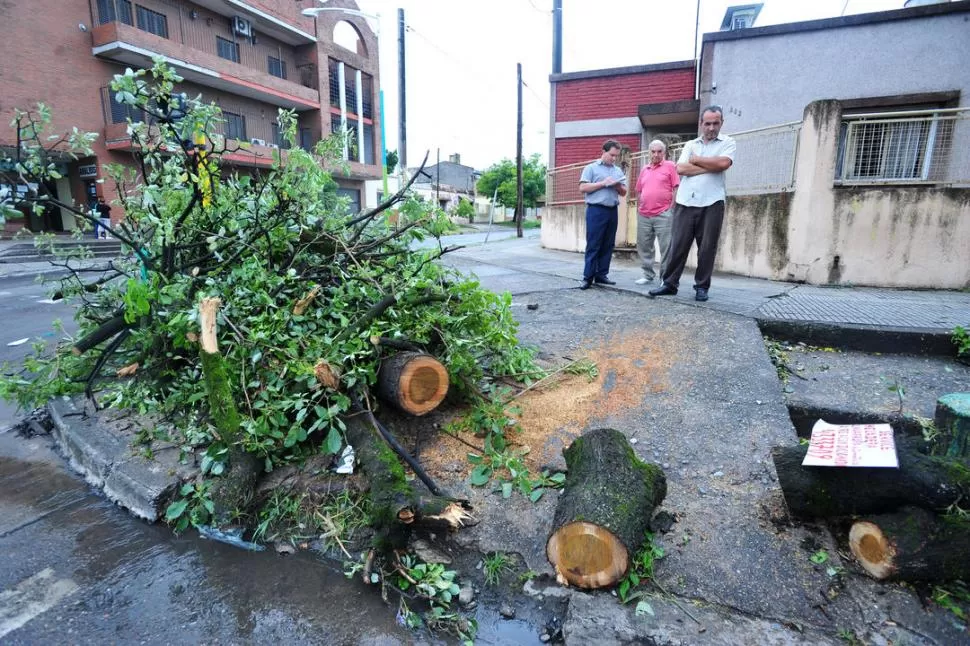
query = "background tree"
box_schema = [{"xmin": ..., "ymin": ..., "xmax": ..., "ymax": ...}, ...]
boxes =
[
  {"xmin": 476, "ymin": 154, "xmax": 546, "ymax": 210},
  {"xmin": 384, "ymin": 149, "xmax": 399, "ymax": 172}
]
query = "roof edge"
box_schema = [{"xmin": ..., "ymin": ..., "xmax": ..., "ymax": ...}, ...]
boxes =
[
  {"xmin": 703, "ymin": 0, "xmax": 970, "ymax": 44},
  {"xmin": 550, "ymin": 60, "xmax": 695, "ymax": 84}
]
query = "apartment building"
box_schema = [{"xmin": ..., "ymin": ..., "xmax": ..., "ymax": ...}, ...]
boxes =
[{"xmin": 0, "ymin": 0, "xmax": 382, "ymax": 233}]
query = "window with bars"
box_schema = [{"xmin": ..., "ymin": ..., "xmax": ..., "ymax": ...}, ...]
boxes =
[
  {"xmin": 224, "ymin": 111, "xmax": 247, "ymax": 141},
  {"xmin": 360, "ymin": 74, "xmax": 373, "ymax": 119},
  {"xmin": 136, "ymin": 5, "xmax": 168, "ymax": 38},
  {"xmin": 328, "ymin": 59, "xmax": 341, "ymax": 108},
  {"xmin": 336, "ymin": 188, "xmax": 361, "ymax": 214},
  {"xmin": 268, "ymin": 56, "xmax": 287, "ymax": 80},
  {"xmin": 217, "ymin": 37, "xmax": 240, "ymax": 63},
  {"xmin": 362, "ymin": 123, "xmax": 375, "ymax": 165},
  {"xmin": 105, "ymin": 88, "xmax": 156, "ymax": 125},
  {"xmin": 836, "ymin": 115, "xmax": 947, "ymax": 182},
  {"xmin": 344, "ymin": 73, "xmax": 358, "ymax": 113},
  {"xmin": 97, "ymin": 0, "xmax": 133, "ymax": 25}
]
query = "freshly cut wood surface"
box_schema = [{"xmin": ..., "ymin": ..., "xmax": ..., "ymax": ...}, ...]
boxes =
[
  {"xmin": 849, "ymin": 506, "xmax": 970, "ymax": 582},
  {"xmin": 376, "ymin": 352, "xmax": 449, "ymax": 416},
  {"xmin": 547, "ymin": 428, "xmax": 666, "ymax": 589}
]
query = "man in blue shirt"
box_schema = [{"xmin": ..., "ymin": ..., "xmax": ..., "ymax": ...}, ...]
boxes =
[{"xmin": 578, "ymin": 140, "xmax": 628, "ymax": 290}]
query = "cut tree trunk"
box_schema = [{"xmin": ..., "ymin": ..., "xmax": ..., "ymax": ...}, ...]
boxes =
[
  {"xmin": 342, "ymin": 411, "xmax": 472, "ymax": 551},
  {"xmin": 849, "ymin": 506, "xmax": 970, "ymax": 582},
  {"xmin": 546, "ymin": 428, "xmax": 666, "ymax": 589},
  {"xmin": 375, "ymin": 352, "xmax": 449, "ymax": 416},
  {"xmin": 197, "ymin": 297, "xmax": 260, "ymax": 525},
  {"xmin": 934, "ymin": 393, "xmax": 970, "ymax": 459},
  {"xmin": 771, "ymin": 441, "xmax": 970, "ymax": 518}
]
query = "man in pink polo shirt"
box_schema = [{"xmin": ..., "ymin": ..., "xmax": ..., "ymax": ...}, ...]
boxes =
[{"xmin": 633, "ymin": 140, "xmax": 679, "ymax": 285}]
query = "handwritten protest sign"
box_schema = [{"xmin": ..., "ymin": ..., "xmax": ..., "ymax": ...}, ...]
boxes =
[{"xmin": 802, "ymin": 420, "xmax": 898, "ymax": 468}]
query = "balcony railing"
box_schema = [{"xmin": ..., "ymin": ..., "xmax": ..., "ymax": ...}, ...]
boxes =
[{"xmin": 100, "ymin": 86, "xmax": 308, "ymax": 154}]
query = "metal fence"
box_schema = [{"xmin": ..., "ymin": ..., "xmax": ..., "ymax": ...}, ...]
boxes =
[
  {"xmin": 836, "ymin": 108, "xmax": 970, "ymax": 186},
  {"xmin": 547, "ymin": 122, "xmax": 801, "ymax": 206}
]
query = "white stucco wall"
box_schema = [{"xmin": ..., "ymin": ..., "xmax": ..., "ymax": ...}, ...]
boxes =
[{"xmin": 700, "ymin": 11, "xmax": 970, "ymax": 132}]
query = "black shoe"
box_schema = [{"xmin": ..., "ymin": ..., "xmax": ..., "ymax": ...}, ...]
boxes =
[
  {"xmin": 579, "ymin": 279, "xmax": 593, "ymax": 290},
  {"xmin": 648, "ymin": 284, "xmax": 677, "ymax": 298},
  {"xmin": 695, "ymin": 288, "xmax": 709, "ymax": 302},
  {"xmin": 593, "ymin": 277, "xmax": 616, "ymax": 285}
]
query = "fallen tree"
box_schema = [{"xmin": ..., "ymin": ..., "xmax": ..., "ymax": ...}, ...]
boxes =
[
  {"xmin": 0, "ymin": 61, "xmax": 538, "ymax": 548},
  {"xmin": 547, "ymin": 428, "xmax": 667, "ymax": 589}
]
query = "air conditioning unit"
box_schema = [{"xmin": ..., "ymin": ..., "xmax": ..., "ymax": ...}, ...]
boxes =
[
  {"xmin": 232, "ymin": 16, "xmax": 252, "ymax": 38},
  {"xmin": 267, "ymin": 143, "xmax": 279, "ymax": 149},
  {"xmin": 250, "ymin": 137, "xmax": 266, "ymax": 146}
]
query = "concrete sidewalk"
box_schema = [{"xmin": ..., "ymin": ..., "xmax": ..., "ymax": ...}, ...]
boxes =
[{"xmin": 441, "ymin": 234, "xmax": 970, "ymax": 355}]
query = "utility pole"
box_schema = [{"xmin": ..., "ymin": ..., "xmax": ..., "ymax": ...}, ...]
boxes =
[
  {"xmin": 515, "ymin": 62, "xmax": 524, "ymax": 238},
  {"xmin": 552, "ymin": 0, "xmax": 562, "ymax": 74},
  {"xmin": 398, "ymin": 8, "xmax": 407, "ymax": 171}
]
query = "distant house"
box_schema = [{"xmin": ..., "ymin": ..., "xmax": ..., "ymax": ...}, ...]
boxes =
[
  {"xmin": 409, "ymin": 154, "xmax": 481, "ymax": 210},
  {"xmin": 544, "ymin": 0, "xmax": 970, "ymax": 289}
]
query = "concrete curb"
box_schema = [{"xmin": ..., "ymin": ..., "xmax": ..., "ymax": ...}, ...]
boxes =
[
  {"xmin": 47, "ymin": 397, "xmax": 183, "ymax": 522},
  {"xmin": 755, "ymin": 317, "xmax": 957, "ymax": 357}
]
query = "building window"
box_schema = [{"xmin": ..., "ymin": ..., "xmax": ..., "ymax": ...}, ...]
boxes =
[
  {"xmin": 224, "ymin": 111, "xmax": 247, "ymax": 141},
  {"xmin": 268, "ymin": 56, "xmax": 287, "ymax": 80},
  {"xmin": 837, "ymin": 112, "xmax": 948, "ymax": 183},
  {"xmin": 270, "ymin": 123, "xmax": 291, "ymax": 150},
  {"xmin": 732, "ymin": 16, "xmax": 749, "ymax": 29},
  {"xmin": 136, "ymin": 5, "xmax": 168, "ymax": 38},
  {"xmin": 217, "ymin": 37, "xmax": 240, "ymax": 63},
  {"xmin": 97, "ymin": 0, "xmax": 133, "ymax": 25},
  {"xmin": 344, "ymin": 73, "xmax": 358, "ymax": 113},
  {"xmin": 299, "ymin": 127, "xmax": 313, "ymax": 150},
  {"xmin": 328, "ymin": 59, "xmax": 341, "ymax": 108},
  {"xmin": 362, "ymin": 123, "xmax": 375, "ymax": 165},
  {"xmin": 336, "ymin": 187, "xmax": 361, "ymax": 214},
  {"xmin": 361, "ymin": 74, "xmax": 373, "ymax": 119}
]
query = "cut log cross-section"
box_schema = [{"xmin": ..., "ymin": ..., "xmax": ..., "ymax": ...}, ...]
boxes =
[
  {"xmin": 376, "ymin": 352, "xmax": 449, "ymax": 416},
  {"xmin": 849, "ymin": 506, "xmax": 970, "ymax": 582},
  {"xmin": 547, "ymin": 428, "xmax": 667, "ymax": 589}
]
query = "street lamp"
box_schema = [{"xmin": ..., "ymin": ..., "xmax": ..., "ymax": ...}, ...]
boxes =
[{"xmin": 301, "ymin": 5, "xmax": 389, "ymax": 197}]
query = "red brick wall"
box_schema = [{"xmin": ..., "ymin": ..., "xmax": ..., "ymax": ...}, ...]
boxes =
[
  {"xmin": 555, "ymin": 67, "xmax": 695, "ymax": 122},
  {"xmin": 555, "ymin": 135, "xmax": 640, "ymax": 168}
]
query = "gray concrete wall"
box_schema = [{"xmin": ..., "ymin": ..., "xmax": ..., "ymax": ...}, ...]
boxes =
[{"xmin": 700, "ymin": 12, "xmax": 970, "ymax": 132}]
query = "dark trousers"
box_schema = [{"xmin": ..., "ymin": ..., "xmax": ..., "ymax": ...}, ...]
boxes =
[
  {"xmin": 583, "ymin": 203, "xmax": 618, "ymax": 281},
  {"xmin": 661, "ymin": 201, "xmax": 725, "ymax": 291}
]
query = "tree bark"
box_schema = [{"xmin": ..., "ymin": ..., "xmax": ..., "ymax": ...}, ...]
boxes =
[
  {"xmin": 849, "ymin": 506, "xmax": 970, "ymax": 582},
  {"xmin": 934, "ymin": 393, "xmax": 970, "ymax": 459},
  {"xmin": 375, "ymin": 352, "xmax": 449, "ymax": 416},
  {"xmin": 197, "ymin": 297, "xmax": 259, "ymax": 524},
  {"xmin": 771, "ymin": 441, "xmax": 970, "ymax": 519},
  {"xmin": 342, "ymin": 411, "xmax": 472, "ymax": 552},
  {"xmin": 546, "ymin": 428, "xmax": 667, "ymax": 589}
]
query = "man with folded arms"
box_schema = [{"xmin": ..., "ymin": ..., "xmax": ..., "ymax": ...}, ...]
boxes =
[{"xmin": 649, "ymin": 106, "xmax": 735, "ymax": 302}]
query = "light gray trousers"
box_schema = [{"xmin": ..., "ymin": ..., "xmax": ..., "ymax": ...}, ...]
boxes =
[{"xmin": 636, "ymin": 208, "xmax": 672, "ymax": 280}]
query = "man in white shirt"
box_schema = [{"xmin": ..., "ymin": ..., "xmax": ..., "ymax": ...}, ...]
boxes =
[{"xmin": 649, "ymin": 106, "xmax": 736, "ymax": 302}]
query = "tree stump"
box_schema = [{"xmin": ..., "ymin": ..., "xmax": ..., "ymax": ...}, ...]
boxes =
[
  {"xmin": 375, "ymin": 352, "xmax": 449, "ymax": 416},
  {"xmin": 933, "ymin": 393, "xmax": 970, "ymax": 459},
  {"xmin": 546, "ymin": 428, "xmax": 667, "ymax": 589},
  {"xmin": 771, "ymin": 441, "xmax": 970, "ymax": 518},
  {"xmin": 849, "ymin": 506, "xmax": 970, "ymax": 582}
]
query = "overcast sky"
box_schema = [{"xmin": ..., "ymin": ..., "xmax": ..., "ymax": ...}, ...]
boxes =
[{"xmin": 338, "ymin": 0, "xmax": 907, "ymax": 170}]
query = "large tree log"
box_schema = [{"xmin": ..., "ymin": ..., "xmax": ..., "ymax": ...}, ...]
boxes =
[
  {"xmin": 934, "ymin": 393, "xmax": 970, "ymax": 459},
  {"xmin": 342, "ymin": 410, "xmax": 472, "ymax": 552},
  {"xmin": 849, "ymin": 506, "xmax": 970, "ymax": 582},
  {"xmin": 546, "ymin": 428, "xmax": 667, "ymax": 589},
  {"xmin": 376, "ymin": 352, "xmax": 449, "ymax": 416},
  {"xmin": 771, "ymin": 441, "xmax": 970, "ymax": 518}
]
